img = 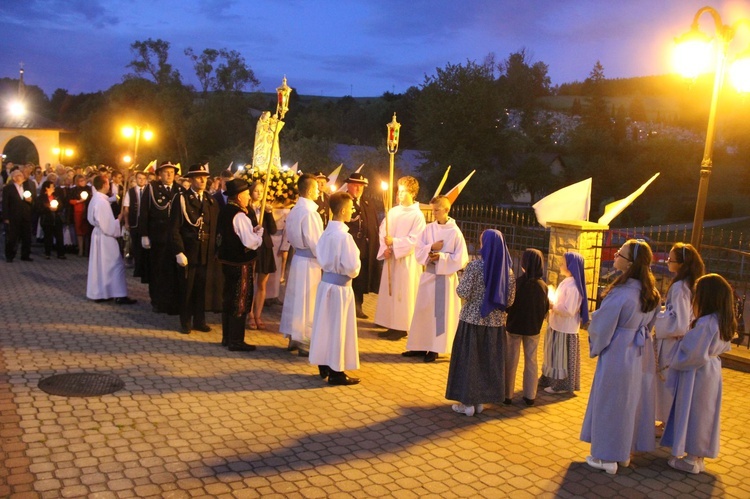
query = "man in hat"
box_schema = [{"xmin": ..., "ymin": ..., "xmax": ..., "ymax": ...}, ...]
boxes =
[
  {"xmin": 122, "ymin": 170, "xmax": 149, "ymax": 281},
  {"xmin": 279, "ymin": 173, "xmax": 323, "ymax": 355},
  {"xmin": 345, "ymin": 172, "xmax": 381, "ymax": 319},
  {"xmin": 171, "ymin": 164, "xmax": 220, "ymax": 334},
  {"xmin": 216, "ymin": 178, "xmax": 264, "ymax": 351},
  {"xmin": 312, "ymin": 171, "xmax": 330, "ymax": 227},
  {"xmin": 139, "ymin": 161, "xmax": 186, "ymax": 314}
]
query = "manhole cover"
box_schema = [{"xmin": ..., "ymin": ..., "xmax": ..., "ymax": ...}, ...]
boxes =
[{"xmin": 38, "ymin": 373, "xmax": 124, "ymax": 397}]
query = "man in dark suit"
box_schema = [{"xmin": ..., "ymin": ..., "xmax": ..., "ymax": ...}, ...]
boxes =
[
  {"xmin": 212, "ymin": 169, "xmax": 233, "ymax": 209},
  {"xmin": 313, "ymin": 171, "xmax": 330, "ymax": 227},
  {"xmin": 344, "ymin": 172, "xmax": 381, "ymax": 318},
  {"xmin": 170, "ymin": 164, "xmax": 220, "ymax": 334},
  {"xmin": 122, "ymin": 170, "xmax": 149, "ymax": 281},
  {"xmin": 139, "ymin": 162, "xmax": 186, "ymax": 314},
  {"xmin": 2, "ymin": 169, "xmax": 34, "ymax": 262}
]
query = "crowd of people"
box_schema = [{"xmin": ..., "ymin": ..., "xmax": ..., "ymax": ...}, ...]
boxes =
[{"xmin": 1, "ymin": 159, "xmax": 735, "ymax": 476}]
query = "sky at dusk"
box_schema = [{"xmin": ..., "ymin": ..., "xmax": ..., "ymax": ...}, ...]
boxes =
[{"xmin": 1, "ymin": 0, "xmax": 749, "ymax": 98}]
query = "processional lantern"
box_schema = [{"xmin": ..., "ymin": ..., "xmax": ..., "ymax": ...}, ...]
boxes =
[{"xmin": 276, "ymin": 77, "xmax": 293, "ymax": 119}]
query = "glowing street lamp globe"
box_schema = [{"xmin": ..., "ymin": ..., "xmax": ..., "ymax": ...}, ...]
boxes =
[
  {"xmin": 673, "ymin": 31, "xmax": 714, "ymax": 78},
  {"xmin": 729, "ymin": 55, "xmax": 750, "ymax": 93}
]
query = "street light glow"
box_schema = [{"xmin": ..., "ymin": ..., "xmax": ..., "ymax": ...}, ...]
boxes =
[
  {"xmin": 9, "ymin": 100, "xmax": 25, "ymax": 116},
  {"xmin": 142, "ymin": 129, "xmax": 153, "ymax": 141},
  {"xmin": 123, "ymin": 155, "xmax": 132, "ymax": 164},
  {"xmin": 729, "ymin": 56, "xmax": 750, "ymax": 93},
  {"xmin": 122, "ymin": 126, "xmax": 135, "ymax": 138},
  {"xmin": 673, "ymin": 34, "xmax": 714, "ymax": 78}
]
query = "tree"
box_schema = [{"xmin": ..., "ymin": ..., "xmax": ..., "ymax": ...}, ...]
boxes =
[
  {"xmin": 413, "ymin": 58, "xmax": 509, "ymax": 202},
  {"xmin": 497, "ymin": 48, "xmax": 551, "ymax": 136},
  {"xmin": 126, "ymin": 38, "xmax": 181, "ymax": 86},
  {"xmin": 185, "ymin": 48, "xmax": 219, "ymax": 94},
  {"xmin": 214, "ymin": 49, "xmax": 259, "ymax": 93}
]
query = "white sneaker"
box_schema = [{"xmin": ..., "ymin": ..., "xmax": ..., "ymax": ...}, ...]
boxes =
[
  {"xmin": 464, "ymin": 405, "xmax": 475, "ymax": 417},
  {"xmin": 544, "ymin": 386, "xmax": 566, "ymax": 394},
  {"xmin": 668, "ymin": 456, "xmax": 703, "ymax": 474},
  {"xmin": 451, "ymin": 403, "xmax": 467, "ymax": 414},
  {"xmin": 586, "ymin": 455, "xmax": 617, "ymax": 474}
]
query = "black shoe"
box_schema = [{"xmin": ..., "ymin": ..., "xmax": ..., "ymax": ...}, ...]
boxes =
[
  {"xmin": 503, "ymin": 398, "xmax": 513, "ymax": 406},
  {"xmin": 402, "ymin": 350, "xmax": 427, "ymax": 357},
  {"xmin": 194, "ymin": 324, "xmax": 212, "ymax": 332},
  {"xmin": 356, "ymin": 304, "xmax": 368, "ymax": 319},
  {"xmin": 287, "ymin": 339, "xmax": 300, "ymax": 351},
  {"xmin": 328, "ymin": 372, "xmax": 360, "ymax": 386},
  {"xmin": 179, "ymin": 325, "xmax": 191, "ymax": 335},
  {"xmin": 228, "ymin": 343, "xmax": 256, "ymax": 351},
  {"xmin": 298, "ymin": 348, "xmax": 309, "ymax": 357},
  {"xmin": 423, "ymin": 351, "xmax": 438, "ymax": 362},
  {"xmin": 523, "ymin": 397, "xmax": 535, "ymax": 406},
  {"xmin": 94, "ymin": 298, "xmax": 114, "ymax": 303},
  {"xmin": 20, "ymin": 257, "xmax": 33, "ymax": 261},
  {"xmin": 57, "ymin": 255, "xmax": 67, "ymax": 260},
  {"xmin": 151, "ymin": 304, "xmax": 161, "ymax": 313},
  {"xmin": 318, "ymin": 365, "xmax": 331, "ymax": 379},
  {"xmin": 44, "ymin": 255, "xmax": 51, "ymax": 260},
  {"xmin": 6, "ymin": 259, "xmax": 12, "ymax": 263},
  {"xmin": 114, "ymin": 297, "xmax": 137, "ymax": 305},
  {"xmin": 377, "ymin": 330, "xmax": 391, "ymax": 338},
  {"xmin": 386, "ymin": 330, "xmax": 407, "ymax": 341}
]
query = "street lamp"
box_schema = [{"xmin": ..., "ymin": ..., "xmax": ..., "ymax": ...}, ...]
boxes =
[
  {"xmin": 674, "ymin": 6, "xmax": 750, "ymax": 249},
  {"xmin": 121, "ymin": 125, "xmax": 153, "ymax": 168},
  {"xmin": 52, "ymin": 146, "xmax": 74, "ymax": 165}
]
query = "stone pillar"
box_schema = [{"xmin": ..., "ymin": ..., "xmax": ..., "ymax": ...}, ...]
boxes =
[{"xmin": 547, "ymin": 220, "xmax": 609, "ymax": 313}]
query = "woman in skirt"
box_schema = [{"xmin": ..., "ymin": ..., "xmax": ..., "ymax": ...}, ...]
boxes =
[
  {"xmin": 248, "ymin": 181, "xmax": 277, "ymax": 329},
  {"xmin": 445, "ymin": 229, "xmax": 515, "ymax": 416},
  {"xmin": 539, "ymin": 251, "xmax": 588, "ymax": 394}
]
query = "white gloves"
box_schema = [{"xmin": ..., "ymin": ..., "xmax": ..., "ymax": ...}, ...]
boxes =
[
  {"xmin": 141, "ymin": 236, "xmax": 151, "ymax": 249},
  {"xmin": 176, "ymin": 253, "xmax": 188, "ymax": 267}
]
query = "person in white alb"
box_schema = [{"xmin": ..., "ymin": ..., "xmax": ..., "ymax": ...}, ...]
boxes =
[
  {"xmin": 374, "ymin": 176, "xmax": 426, "ymax": 341},
  {"xmin": 279, "ymin": 174, "xmax": 323, "ymax": 355},
  {"xmin": 86, "ymin": 174, "xmax": 136, "ymax": 304},
  {"xmin": 309, "ymin": 191, "xmax": 362, "ymax": 385},
  {"xmin": 403, "ymin": 195, "xmax": 468, "ymax": 362}
]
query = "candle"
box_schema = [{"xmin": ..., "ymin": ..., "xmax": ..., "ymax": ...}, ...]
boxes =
[
  {"xmin": 547, "ymin": 284, "xmax": 557, "ymax": 305},
  {"xmin": 22, "ymin": 190, "xmax": 31, "ymax": 199},
  {"xmin": 50, "ymin": 199, "xmax": 59, "ymax": 210},
  {"xmin": 80, "ymin": 191, "xmax": 89, "ymax": 200}
]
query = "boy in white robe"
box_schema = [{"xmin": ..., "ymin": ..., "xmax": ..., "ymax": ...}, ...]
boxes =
[
  {"xmin": 86, "ymin": 174, "xmax": 136, "ymax": 304},
  {"xmin": 404, "ymin": 196, "xmax": 468, "ymax": 362},
  {"xmin": 309, "ymin": 192, "xmax": 362, "ymax": 385},
  {"xmin": 374, "ymin": 176, "xmax": 426, "ymax": 341},
  {"xmin": 279, "ymin": 174, "xmax": 323, "ymax": 355}
]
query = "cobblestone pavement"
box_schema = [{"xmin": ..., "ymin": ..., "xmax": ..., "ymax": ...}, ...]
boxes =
[{"xmin": 2, "ymin": 255, "xmax": 750, "ymax": 498}]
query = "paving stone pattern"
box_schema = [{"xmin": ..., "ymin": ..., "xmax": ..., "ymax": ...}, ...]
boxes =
[{"xmin": 1, "ymin": 256, "xmax": 750, "ymax": 498}]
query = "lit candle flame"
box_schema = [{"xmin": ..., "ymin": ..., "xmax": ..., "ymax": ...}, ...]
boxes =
[
  {"xmin": 80, "ymin": 191, "xmax": 89, "ymax": 200},
  {"xmin": 547, "ymin": 285, "xmax": 557, "ymax": 305},
  {"xmin": 50, "ymin": 200, "xmax": 59, "ymax": 209},
  {"xmin": 22, "ymin": 190, "xmax": 31, "ymax": 199}
]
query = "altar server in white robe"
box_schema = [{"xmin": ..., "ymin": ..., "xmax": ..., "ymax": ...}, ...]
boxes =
[
  {"xmin": 309, "ymin": 192, "xmax": 362, "ymax": 385},
  {"xmin": 86, "ymin": 174, "xmax": 136, "ymax": 304},
  {"xmin": 581, "ymin": 239, "xmax": 660, "ymax": 475},
  {"xmin": 279, "ymin": 174, "xmax": 323, "ymax": 354},
  {"xmin": 661, "ymin": 273, "xmax": 733, "ymax": 475},
  {"xmin": 374, "ymin": 176, "xmax": 426, "ymax": 341},
  {"xmin": 403, "ymin": 195, "xmax": 468, "ymax": 362}
]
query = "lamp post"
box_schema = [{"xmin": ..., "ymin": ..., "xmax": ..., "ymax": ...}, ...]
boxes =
[
  {"xmin": 122, "ymin": 125, "xmax": 153, "ymax": 169},
  {"xmin": 674, "ymin": 6, "xmax": 750, "ymax": 249},
  {"xmin": 52, "ymin": 146, "xmax": 75, "ymax": 165},
  {"xmin": 384, "ymin": 113, "xmax": 401, "ymax": 297}
]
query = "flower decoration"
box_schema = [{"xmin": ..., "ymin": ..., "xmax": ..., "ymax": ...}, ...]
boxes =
[{"xmin": 239, "ymin": 166, "xmax": 299, "ymax": 205}]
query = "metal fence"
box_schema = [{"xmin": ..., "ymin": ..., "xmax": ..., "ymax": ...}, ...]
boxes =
[{"xmin": 450, "ymin": 204, "xmax": 549, "ymax": 276}]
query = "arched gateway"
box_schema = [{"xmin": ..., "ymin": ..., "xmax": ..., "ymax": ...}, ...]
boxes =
[{"xmin": 1, "ymin": 110, "xmax": 66, "ymax": 166}]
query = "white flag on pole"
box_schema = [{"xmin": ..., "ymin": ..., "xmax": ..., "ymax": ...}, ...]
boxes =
[
  {"xmin": 597, "ymin": 173, "xmax": 660, "ymax": 226},
  {"xmin": 532, "ymin": 178, "xmax": 592, "ymax": 228}
]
